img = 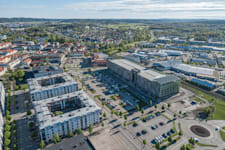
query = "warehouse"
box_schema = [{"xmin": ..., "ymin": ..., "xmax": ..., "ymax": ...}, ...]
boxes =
[
  {"xmin": 107, "ymin": 59, "xmax": 180, "ymax": 100},
  {"xmin": 34, "ymin": 90, "xmax": 101, "ymax": 142},
  {"xmin": 153, "ymin": 60, "xmax": 220, "ymax": 81}
]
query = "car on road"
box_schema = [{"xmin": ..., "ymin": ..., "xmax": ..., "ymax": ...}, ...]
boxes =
[
  {"xmin": 159, "ymin": 122, "xmax": 165, "ymax": 126},
  {"xmin": 162, "ymin": 133, "xmax": 167, "ymax": 138},
  {"xmin": 155, "ymin": 112, "xmax": 161, "ymax": 116},
  {"xmin": 141, "ymin": 130, "xmax": 147, "ymax": 135},
  {"xmin": 132, "ymin": 122, "xmax": 138, "ymax": 127},
  {"xmin": 151, "ymin": 125, "xmax": 158, "ymax": 130}
]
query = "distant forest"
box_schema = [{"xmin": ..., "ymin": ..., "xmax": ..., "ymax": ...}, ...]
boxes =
[{"xmin": 1, "ymin": 18, "xmax": 225, "ymax": 24}]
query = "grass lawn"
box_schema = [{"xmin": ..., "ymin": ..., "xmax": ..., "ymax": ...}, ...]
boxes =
[
  {"xmin": 162, "ymin": 114, "xmax": 171, "ymax": 120},
  {"xmin": 186, "ymin": 144, "xmax": 195, "ymax": 149},
  {"xmin": 196, "ymin": 143, "xmax": 218, "ymax": 147},
  {"xmin": 191, "ymin": 96, "xmax": 206, "ymax": 104},
  {"xmin": 182, "ymin": 84, "xmax": 225, "ymax": 120},
  {"xmin": 219, "ymin": 130, "xmax": 225, "ymax": 142}
]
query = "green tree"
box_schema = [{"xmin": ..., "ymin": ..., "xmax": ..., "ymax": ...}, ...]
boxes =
[
  {"xmin": 27, "ymin": 110, "xmax": 32, "ymax": 116},
  {"xmin": 103, "ymin": 112, "xmax": 106, "ymax": 118},
  {"xmin": 154, "ymin": 104, "xmax": 157, "ymax": 110},
  {"xmin": 76, "ymin": 128, "xmax": 82, "ymax": 135},
  {"xmin": 101, "ymin": 122, "xmax": 104, "ymax": 127},
  {"xmin": 31, "ymin": 131, "xmax": 37, "ymax": 138},
  {"xmin": 136, "ymin": 105, "xmax": 140, "ymax": 111},
  {"xmin": 168, "ymin": 103, "xmax": 171, "ymax": 108},
  {"xmin": 174, "ymin": 113, "xmax": 177, "ymax": 118},
  {"xmin": 16, "ymin": 69, "xmax": 25, "ymax": 79},
  {"xmin": 124, "ymin": 115, "xmax": 128, "ymax": 120},
  {"xmin": 89, "ymin": 125, "xmax": 93, "ymax": 135},
  {"xmin": 40, "ymin": 140, "xmax": 45, "ymax": 149},
  {"xmin": 189, "ymin": 137, "xmax": 195, "ymax": 145},
  {"xmin": 143, "ymin": 139, "xmax": 147, "ymax": 148},
  {"xmin": 141, "ymin": 108, "xmax": 144, "ymax": 115},
  {"xmin": 29, "ymin": 122, "xmax": 35, "ymax": 129},
  {"xmin": 13, "ymin": 144, "xmax": 17, "ymax": 150},
  {"xmin": 111, "ymin": 110, "xmax": 114, "ymax": 117},
  {"xmin": 4, "ymin": 138, "xmax": 11, "ymax": 147},
  {"xmin": 168, "ymin": 136, "xmax": 172, "ymax": 143},
  {"xmin": 4, "ymin": 124, "xmax": 11, "ymax": 132},
  {"xmin": 4, "ymin": 131, "xmax": 11, "ymax": 139},
  {"xmin": 161, "ymin": 105, "xmax": 165, "ymax": 110},
  {"xmin": 179, "ymin": 130, "xmax": 183, "ymax": 136},
  {"xmin": 53, "ymin": 133, "xmax": 61, "ymax": 143},
  {"xmin": 180, "ymin": 145, "xmax": 186, "ymax": 150},
  {"xmin": 179, "ymin": 111, "xmax": 182, "ymax": 115},
  {"xmin": 156, "ymin": 142, "xmax": 160, "ymax": 150},
  {"xmin": 68, "ymin": 129, "xmax": 73, "ymax": 137},
  {"xmin": 123, "ymin": 121, "xmax": 127, "ymax": 128},
  {"xmin": 150, "ymin": 99, "xmax": 152, "ymax": 106},
  {"xmin": 119, "ymin": 111, "xmax": 123, "ymax": 117}
]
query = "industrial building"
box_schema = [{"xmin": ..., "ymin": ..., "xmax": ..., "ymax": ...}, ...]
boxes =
[
  {"xmin": 153, "ymin": 60, "xmax": 220, "ymax": 81},
  {"xmin": 33, "ymin": 90, "xmax": 101, "ymax": 142},
  {"xmin": 27, "ymin": 73, "xmax": 78, "ymax": 101},
  {"xmin": 107, "ymin": 59, "xmax": 180, "ymax": 100}
]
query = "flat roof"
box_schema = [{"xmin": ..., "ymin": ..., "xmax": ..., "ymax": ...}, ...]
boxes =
[
  {"xmin": 33, "ymin": 90, "xmax": 100, "ymax": 130},
  {"xmin": 110, "ymin": 59, "xmax": 144, "ymax": 71},
  {"xmin": 110, "ymin": 59, "xmax": 165, "ymax": 81},
  {"xmin": 44, "ymin": 134, "xmax": 94, "ymax": 150},
  {"xmin": 174, "ymin": 63, "xmax": 215, "ymax": 76},
  {"xmin": 27, "ymin": 73, "xmax": 77, "ymax": 93}
]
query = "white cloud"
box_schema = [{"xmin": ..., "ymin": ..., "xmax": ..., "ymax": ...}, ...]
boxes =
[{"xmin": 64, "ymin": 0, "xmax": 225, "ymax": 12}]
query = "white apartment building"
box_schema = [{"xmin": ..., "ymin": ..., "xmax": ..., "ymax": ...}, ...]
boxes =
[
  {"xmin": 0, "ymin": 82, "xmax": 5, "ymax": 115},
  {"xmin": 0, "ymin": 110, "xmax": 3, "ymax": 150},
  {"xmin": 0, "ymin": 82, "xmax": 5, "ymax": 150},
  {"xmin": 27, "ymin": 73, "xmax": 78, "ymax": 101},
  {"xmin": 33, "ymin": 91, "xmax": 101, "ymax": 142}
]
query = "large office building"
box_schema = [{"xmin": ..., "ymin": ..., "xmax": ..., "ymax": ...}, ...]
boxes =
[
  {"xmin": 33, "ymin": 90, "xmax": 101, "ymax": 142},
  {"xmin": 27, "ymin": 73, "xmax": 78, "ymax": 101},
  {"xmin": 107, "ymin": 59, "xmax": 180, "ymax": 100}
]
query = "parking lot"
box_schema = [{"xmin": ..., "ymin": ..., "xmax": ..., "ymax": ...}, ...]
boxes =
[
  {"xmin": 83, "ymin": 69, "xmax": 142, "ymax": 113},
  {"xmin": 128, "ymin": 110, "xmax": 178, "ymax": 145}
]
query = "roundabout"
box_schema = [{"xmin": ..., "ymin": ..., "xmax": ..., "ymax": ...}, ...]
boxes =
[{"xmin": 190, "ymin": 125, "xmax": 210, "ymax": 137}]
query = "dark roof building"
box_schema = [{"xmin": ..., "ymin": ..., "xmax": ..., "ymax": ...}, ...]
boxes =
[{"xmin": 44, "ymin": 134, "xmax": 95, "ymax": 150}]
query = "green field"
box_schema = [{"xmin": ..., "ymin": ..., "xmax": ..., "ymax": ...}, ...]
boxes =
[
  {"xmin": 196, "ymin": 143, "xmax": 218, "ymax": 147},
  {"xmin": 191, "ymin": 96, "xmax": 206, "ymax": 104},
  {"xmin": 182, "ymin": 84, "xmax": 225, "ymax": 120}
]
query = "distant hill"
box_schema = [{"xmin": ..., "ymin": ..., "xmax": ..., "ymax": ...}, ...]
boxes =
[{"xmin": 0, "ymin": 18, "xmax": 225, "ymax": 24}]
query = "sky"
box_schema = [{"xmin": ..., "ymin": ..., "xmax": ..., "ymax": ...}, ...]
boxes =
[{"xmin": 0, "ymin": 0, "xmax": 225, "ymax": 19}]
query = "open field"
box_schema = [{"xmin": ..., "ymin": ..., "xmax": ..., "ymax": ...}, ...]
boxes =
[{"xmin": 182, "ymin": 84, "xmax": 225, "ymax": 120}]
